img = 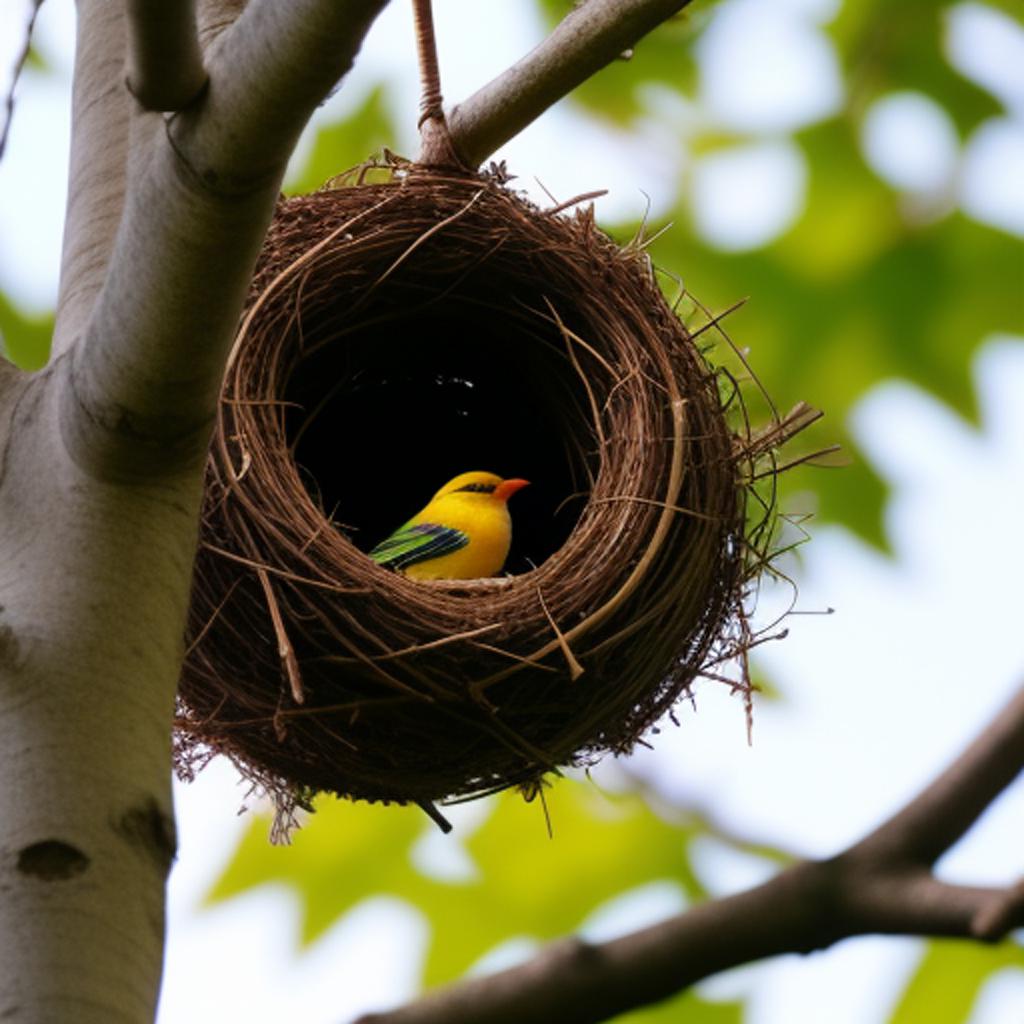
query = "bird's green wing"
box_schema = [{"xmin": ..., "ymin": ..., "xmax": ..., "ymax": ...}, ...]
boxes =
[{"xmin": 369, "ymin": 521, "xmax": 469, "ymax": 570}]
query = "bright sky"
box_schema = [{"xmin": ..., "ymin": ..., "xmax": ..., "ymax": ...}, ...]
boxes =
[{"xmin": 1, "ymin": 2, "xmax": 1023, "ymax": 1023}]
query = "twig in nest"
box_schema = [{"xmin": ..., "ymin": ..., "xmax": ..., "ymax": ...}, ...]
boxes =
[
  {"xmin": 536, "ymin": 585, "xmax": 585, "ymax": 680},
  {"xmin": 256, "ymin": 566, "xmax": 305, "ymax": 705}
]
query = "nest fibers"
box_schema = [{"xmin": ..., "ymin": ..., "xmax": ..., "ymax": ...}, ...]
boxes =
[{"xmin": 176, "ymin": 166, "xmax": 795, "ymax": 826}]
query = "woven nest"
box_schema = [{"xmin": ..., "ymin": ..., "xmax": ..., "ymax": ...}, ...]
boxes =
[{"xmin": 176, "ymin": 164, "xmax": 789, "ymax": 827}]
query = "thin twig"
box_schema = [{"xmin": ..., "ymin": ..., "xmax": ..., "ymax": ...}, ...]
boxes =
[
  {"xmin": 546, "ymin": 189, "xmax": 609, "ymax": 216},
  {"xmin": 0, "ymin": 0, "xmax": 44, "ymax": 161},
  {"xmin": 415, "ymin": 799, "xmax": 453, "ymax": 834},
  {"xmin": 256, "ymin": 566, "xmax": 305, "ymax": 705},
  {"xmin": 412, "ymin": 0, "xmax": 443, "ymax": 123},
  {"xmin": 412, "ymin": 0, "xmax": 464, "ymax": 167},
  {"xmin": 536, "ymin": 585, "xmax": 585, "ymax": 680}
]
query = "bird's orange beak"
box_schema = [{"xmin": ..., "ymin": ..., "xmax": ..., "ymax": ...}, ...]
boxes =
[{"xmin": 494, "ymin": 478, "xmax": 530, "ymax": 502}]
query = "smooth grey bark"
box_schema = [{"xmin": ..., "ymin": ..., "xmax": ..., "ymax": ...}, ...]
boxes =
[
  {"xmin": 125, "ymin": 0, "xmax": 207, "ymax": 112},
  {"xmin": 1, "ymin": 1, "xmax": 390, "ymax": 1019},
  {"xmin": 64, "ymin": 0, "xmax": 391, "ymax": 483},
  {"xmin": 0, "ymin": 366, "xmax": 197, "ymax": 1022},
  {"xmin": 52, "ymin": 0, "xmax": 133, "ymax": 358}
]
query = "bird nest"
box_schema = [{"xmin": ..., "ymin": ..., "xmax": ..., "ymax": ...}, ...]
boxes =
[{"xmin": 175, "ymin": 164, "xmax": 793, "ymax": 829}]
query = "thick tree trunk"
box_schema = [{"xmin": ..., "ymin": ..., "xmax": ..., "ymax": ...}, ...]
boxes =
[
  {"xmin": 0, "ymin": 370, "xmax": 195, "ymax": 1021},
  {"xmin": 0, "ymin": 2, "xmax": 389, "ymax": 1017}
]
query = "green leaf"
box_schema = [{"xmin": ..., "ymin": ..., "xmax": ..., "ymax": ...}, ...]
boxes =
[
  {"xmin": 207, "ymin": 797, "xmax": 434, "ymax": 943},
  {"xmin": 0, "ymin": 291, "xmax": 51, "ymax": 369},
  {"xmin": 285, "ymin": 85, "xmax": 397, "ymax": 196},
  {"xmin": 424, "ymin": 781, "xmax": 705, "ymax": 984},
  {"xmin": 891, "ymin": 939, "xmax": 1024, "ymax": 1023},
  {"xmin": 749, "ymin": 663, "xmax": 784, "ymax": 702},
  {"xmin": 208, "ymin": 780, "xmax": 766, "ymax": 992}
]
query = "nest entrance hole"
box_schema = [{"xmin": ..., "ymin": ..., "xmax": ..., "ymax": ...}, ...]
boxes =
[{"xmin": 287, "ymin": 307, "xmax": 595, "ymax": 573}]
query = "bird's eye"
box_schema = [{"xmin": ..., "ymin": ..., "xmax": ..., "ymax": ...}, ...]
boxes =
[{"xmin": 457, "ymin": 483, "xmax": 496, "ymax": 494}]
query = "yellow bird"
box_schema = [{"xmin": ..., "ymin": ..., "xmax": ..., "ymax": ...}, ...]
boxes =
[{"xmin": 369, "ymin": 471, "xmax": 530, "ymax": 580}]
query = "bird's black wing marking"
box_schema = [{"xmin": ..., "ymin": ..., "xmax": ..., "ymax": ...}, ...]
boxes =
[{"xmin": 369, "ymin": 522, "xmax": 469, "ymax": 570}]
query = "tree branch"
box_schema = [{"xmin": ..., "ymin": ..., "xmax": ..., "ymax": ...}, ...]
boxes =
[
  {"xmin": 187, "ymin": 0, "xmax": 388, "ymax": 188},
  {"xmin": 60, "ymin": 0, "xmax": 389, "ymax": 481},
  {"xmin": 851, "ymin": 685, "xmax": 1024, "ymax": 867},
  {"xmin": 356, "ymin": 683, "xmax": 1024, "ymax": 1024},
  {"xmin": 412, "ymin": 0, "xmax": 464, "ymax": 168},
  {"xmin": 52, "ymin": 0, "xmax": 133, "ymax": 358},
  {"xmin": 447, "ymin": 0, "xmax": 694, "ymax": 168},
  {"xmin": 125, "ymin": 0, "xmax": 208, "ymax": 112},
  {"xmin": 194, "ymin": 0, "xmax": 249, "ymax": 50}
]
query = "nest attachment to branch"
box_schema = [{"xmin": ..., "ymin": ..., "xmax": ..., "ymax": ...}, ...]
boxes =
[{"xmin": 175, "ymin": 163, "xmax": 788, "ymax": 828}]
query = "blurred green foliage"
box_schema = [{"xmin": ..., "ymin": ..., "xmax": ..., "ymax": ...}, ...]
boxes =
[
  {"xmin": 0, "ymin": 292, "xmax": 51, "ymax": 370},
  {"xmin": 209, "ymin": 780, "xmax": 767, "ymax": 1020},
  {"xmin": 618, "ymin": 994, "xmax": 745, "ymax": 1024},
  {"xmin": 24, "ymin": 45, "xmax": 46, "ymax": 72},
  {"xmin": 285, "ymin": 86, "xmax": 396, "ymax": 196},
  {"xmin": 212, "ymin": 782, "xmax": 712, "ymax": 983},
  {"xmin": 642, "ymin": 142, "xmax": 1019, "ymax": 544},
  {"xmin": 892, "ymin": 940, "xmax": 1024, "ymax": 1022},
  {"xmin": 554, "ymin": 0, "xmax": 1022, "ymax": 546},
  {"xmin": 831, "ymin": 0, "xmax": 1001, "ymax": 132}
]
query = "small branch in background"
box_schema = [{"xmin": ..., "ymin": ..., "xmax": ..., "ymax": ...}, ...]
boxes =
[
  {"xmin": 851, "ymin": 685, "xmax": 1024, "ymax": 868},
  {"xmin": 0, "ymin": 0, "xmax": 44, "ymax": 161},
  {"xmin": 354, "ymin": 682, "xmax": 1024, "ymax": 1024},
  {"xmin": 125, "ymin": 0, "xmax": 208, "ymax": 111},
  {"xmin": 448, "ymin": 0, "xmax": 694, "ymax": 168},
  {"xmin": 837, "ymin": 683, "xmax": 1024, "ymax": 939}
]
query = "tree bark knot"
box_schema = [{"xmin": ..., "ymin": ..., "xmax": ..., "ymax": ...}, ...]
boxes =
[
  {"xmin": 163, "ymin": 112, "xmax": 285, "ymax": 200},
  {"xmin": 0, "ymin": 622, "xmax": 22, "ymax": 672},
  {"xmin": 16, "ymin": 840, "xmax": 91, "ymax": 882},
  {"xmin": 112, "ymin": 798, "xmax": 177, "ymax": 876}
]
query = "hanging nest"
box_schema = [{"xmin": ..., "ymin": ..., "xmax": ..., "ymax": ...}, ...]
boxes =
[{"xmin": 175, "ymin": 163, "xmax": 803, "ymax": 826}]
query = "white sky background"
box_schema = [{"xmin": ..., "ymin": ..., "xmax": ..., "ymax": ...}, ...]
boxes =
[{"xmin": 1, "ymin": 2, "xmax": 1023, "ymax": 1022}]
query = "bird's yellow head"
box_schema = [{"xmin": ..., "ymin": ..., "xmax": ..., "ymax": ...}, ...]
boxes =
[{"xmin": 433, "ymin": 471, "xmax": 530, "ymax": 503}]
